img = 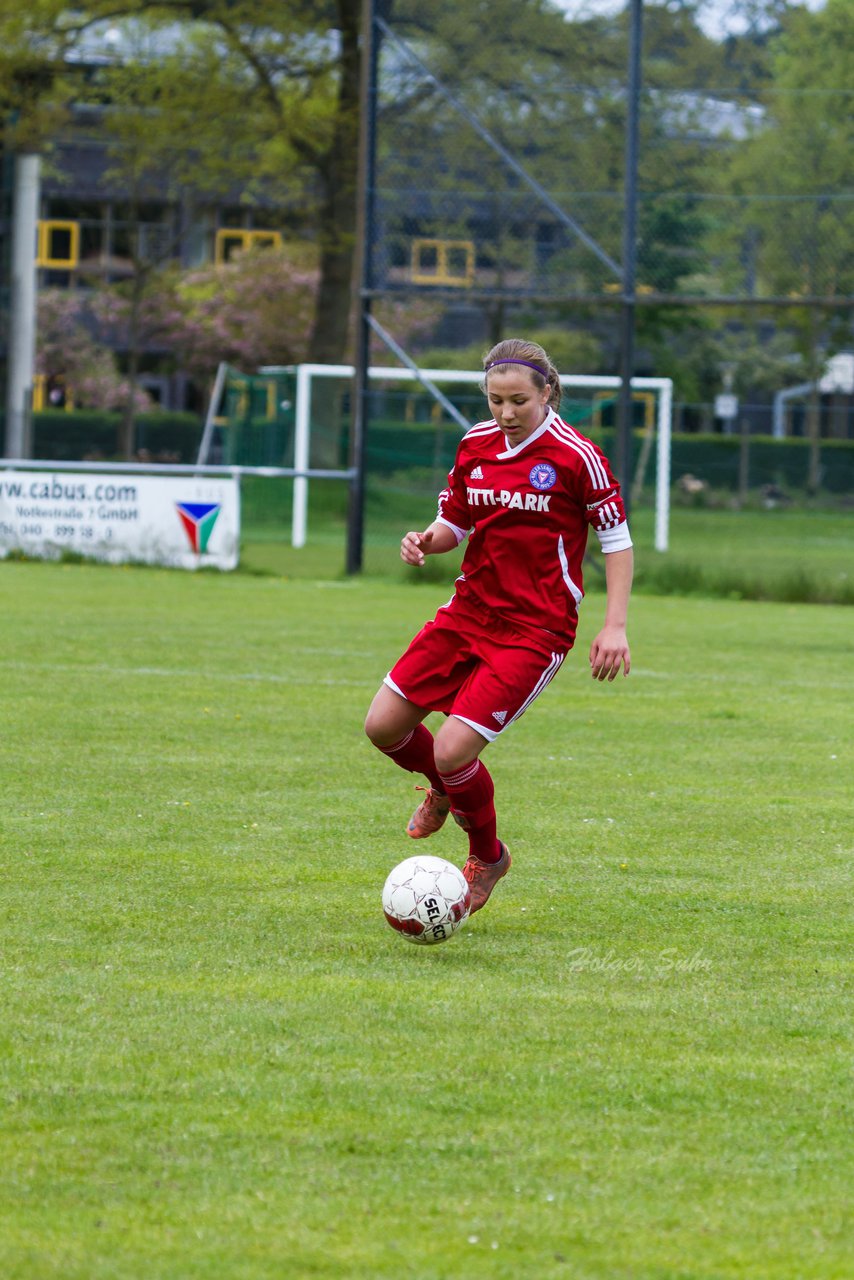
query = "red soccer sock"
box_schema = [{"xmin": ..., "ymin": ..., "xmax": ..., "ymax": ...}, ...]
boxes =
[
  {"xmin": 378, "ymin": 724, "xmax": 444, "ymax": 793},
  {"xmin": 438, "ymin": 759, "xmax": 501, "ymax": 863}
]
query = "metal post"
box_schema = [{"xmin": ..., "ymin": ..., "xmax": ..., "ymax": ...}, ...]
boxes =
[
  {"xmin": 347, "ymin": 0, "xmax": 379, "ymax": 575},
  {"xmin": 292, "ymin": 364, "xmax": 312, "ymax": 548},
  {"xmin": 654, "ymin": 378, "xmax": 672, "ymax": 552},
  {"xmin": 5, "ymin": 153, "xmax": 40, "ymax": 459},
  {"xmin": 738, "ymin": 415, "xmax": 750, "ymax": 505},
  {"xmin": 616, "ymin": 0, "xmax": 643, "ymax": 513},
  {"xmin": 196, "ymin": 360, "xmax": 227, "ymax": 465}
]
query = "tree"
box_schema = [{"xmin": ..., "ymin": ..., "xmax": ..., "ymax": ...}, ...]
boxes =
[
  {"xmin": 156, "ymin": 246, "xmax": 320, "ymax": 380},
  {"xmin": 4, "ymin": 0, "xmax": 845, "ymax": 441},
  {"xmin": 376, "ymin": 0, "xmax": 628, "ymax": 301},
  {"xmin": 77, "ymin": 44, "xmax": 292, "ymax": 454},
  {"xmin": 728, "ymin": 0, "xmax": 854, "ymax": 300},
  {"xmin": 35, "ymin": 248, "xmax": 320, "ymax": 451},
  {"xmin": 1, "ymin": 1, "xmax": 362, "ymax": 369},
  {"xmin": 725, "ymin": 0, "xmax": 854, "ymax": 486},
  {"xmin": 37, "ymin": 289, "xmax": 152, "ymax": 413},
  {"xmin": 124, "ymin": 0, "xmax": 361, "ymax": 364}
]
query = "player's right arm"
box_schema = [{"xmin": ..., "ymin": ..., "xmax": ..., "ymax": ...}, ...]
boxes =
[
  {"xmin": 400, "ymin": 522, "xmax": 459, "ymax": 566},
  {"xmin": 401, "ymin": 439, "xmax": 474, "ymax": 566}
]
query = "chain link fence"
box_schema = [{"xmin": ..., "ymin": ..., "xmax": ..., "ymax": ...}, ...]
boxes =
[{"xmin": 369, "ymin": 6, "xmax": 853, "ymax": 307}]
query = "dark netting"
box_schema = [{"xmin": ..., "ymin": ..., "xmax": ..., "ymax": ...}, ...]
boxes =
[{"xmin": 368, "ymin": 4, "xmax": 854, "ymax": 305}]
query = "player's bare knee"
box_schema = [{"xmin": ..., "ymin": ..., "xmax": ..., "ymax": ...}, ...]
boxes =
[
  {"xmin": 365, "ymin": 698, "xmax": 412, "ymax": 748},
  {"xmin": 364, "ymin": 707, "xmax": 388, "ymax": 746},
  {"xmin": 434, "ymin": 718, "xmax": 487, "ymax": 775},
  {"xmin": 433, "ymin": 742, "xmax": 472, "ymax": 776},
  {"xmin": 365, "ymin": 689, "xmax": 390, "ymax": 744}
]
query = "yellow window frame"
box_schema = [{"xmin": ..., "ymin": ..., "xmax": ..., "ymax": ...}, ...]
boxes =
[
  {"xmin": 37, "ymin": 220, "xmax": 80, "ymax": 269},
  {"xmin": 592, "ymin": 389, "xmax": 655, "ymax": 433},
  {"xmin": 411, "ymin": 238, "xmax": 475, "ymax": 287},
  {"xmin": 215, "ymin": 228, "xmax": 283, "ymax": 264}
]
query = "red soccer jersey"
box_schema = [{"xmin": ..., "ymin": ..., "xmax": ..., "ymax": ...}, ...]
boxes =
[{"xmin": 435, "ymin": 407, "xmax": 632, "ymax": 649}]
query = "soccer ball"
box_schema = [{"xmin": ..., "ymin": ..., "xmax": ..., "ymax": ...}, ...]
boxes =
[{"xmin": 382, "ymin": 855, "xmax": 471, "ymax": 945}]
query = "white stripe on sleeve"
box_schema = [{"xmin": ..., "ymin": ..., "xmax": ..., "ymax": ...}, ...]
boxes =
[{"xmin": 597, "ymin": 522, "xmax": 633, "ymax": 553}]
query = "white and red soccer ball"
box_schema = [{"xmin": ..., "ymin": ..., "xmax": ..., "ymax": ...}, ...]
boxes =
[{"xmin": 382, "ymin": 855, "xmax": 471, "ymax": 945}]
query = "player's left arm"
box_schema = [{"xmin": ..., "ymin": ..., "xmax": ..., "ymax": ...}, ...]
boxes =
[
  {"xmin": 589, "ymin": 546, "xmax": 633, "ymax": 681},
  {"xmin": 401, "ymin": 520, "xmax": 461, "ymax": 566},
  {"xmin": 579, "ymin": 448, "xmax": 633, "ymax": 681}
]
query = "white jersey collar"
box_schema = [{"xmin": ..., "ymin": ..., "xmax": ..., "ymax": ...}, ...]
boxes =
[{"xmin": 495, "ymin": 407, "xmax": 558, "ymax": 459}]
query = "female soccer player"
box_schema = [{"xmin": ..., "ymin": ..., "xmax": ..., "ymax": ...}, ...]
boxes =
[{"xmin": 365, "ymin": 338, "xmax": 633, "ymax": 914}]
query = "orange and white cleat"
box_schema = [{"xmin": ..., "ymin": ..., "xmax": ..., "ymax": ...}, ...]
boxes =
[
  {"xmin": 462, "ymin": 842, "xmax": 511, "ymax": 913},
  {"xmin": 406, "ymin": 786, "xmax": 451, "ymax": 839}
]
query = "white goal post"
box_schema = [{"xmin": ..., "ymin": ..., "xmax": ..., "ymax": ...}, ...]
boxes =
[{"xmin": 291, "ymin": 364, "xmax": 673, "ymax": 552}]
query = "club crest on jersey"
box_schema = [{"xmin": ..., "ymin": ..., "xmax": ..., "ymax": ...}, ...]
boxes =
[{"xmin": 529, "ymin": 462, "xmax": 557, "ymax": 491}]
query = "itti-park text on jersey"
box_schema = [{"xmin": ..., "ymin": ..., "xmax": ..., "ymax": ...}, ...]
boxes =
[{"xmin": 466, "ymin": 486, "xmax": 553, "ymax": 511}]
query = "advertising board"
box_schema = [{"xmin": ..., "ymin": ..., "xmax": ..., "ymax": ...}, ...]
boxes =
[{"xmin": 0, "ymin": 471, "xmax": 240, "ymax": 570}]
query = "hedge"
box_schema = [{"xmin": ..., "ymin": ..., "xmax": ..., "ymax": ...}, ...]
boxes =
[
  {"xmin": 365, "ymin": 422, "xmax": 854, "ymax": 494},
  {"xmin": 27, "ymin": 410, "xmax": 204, "ymax": 464},
  {"xmin": 8, "ymin": 411, "xmax": 854, "ymax": 494},
  {"xmin": 660, "ymin": 432, "xmax": 854, "ymax": 494}
]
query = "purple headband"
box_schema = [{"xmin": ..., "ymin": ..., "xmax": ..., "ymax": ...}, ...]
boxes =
[{"xmin": 485, "ymin": 358, "xmax": 548, "ymax": 376}]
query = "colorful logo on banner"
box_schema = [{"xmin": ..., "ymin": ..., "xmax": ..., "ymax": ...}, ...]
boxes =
[{"xmin": 175, "ymin": 502, "xmax": 222, "ymax": 553}]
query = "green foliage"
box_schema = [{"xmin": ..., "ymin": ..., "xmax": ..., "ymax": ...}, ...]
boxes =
[
  {"xmin": 1, "ymin": 0, "xmax": 851, "ymax": 399},
  {"xmin": 0, "ymin": 5, "xmax": 72, "ymax": 149},
  {"xmin": 726, "ymin": 0, "xmax": 854, "ymax": 298},
  {"xmin": 356, "ymin": 419, "xmax": 854, "ymax": 495},
  {"xmin": 633, "ymin": 303, "xmax": 846, "ymax": 407},
  {"xmin": 31, "ymin": 409, "xmax": 202, "ymax": 461},
  {"xmin": 666, "ymin": 432, "xmax": 854, "ymax": 493},
  {"xmin": 0, "ymin": 1, "xmax": 361, "ymax": 362},
  {"xmin": 638, "ymin": 195, "xmax": 712, "ymax": 293},
  {"xmin": 418, "ymin": 327, "xmax": 604, "ymax": 375}
]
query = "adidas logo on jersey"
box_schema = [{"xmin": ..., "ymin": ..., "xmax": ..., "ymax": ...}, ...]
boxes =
[
  {"xmin": 470, "ymin": 465, "xmax": 484, "ymax": 480},
  {"xmin": 492, "ymin": 709, "xmax": 508, "ymax": 725}
]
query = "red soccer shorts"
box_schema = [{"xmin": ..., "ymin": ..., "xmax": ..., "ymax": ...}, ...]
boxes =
[{"xmin": 384, "ymin": 595, "xmax": 567, "ymax": 742}]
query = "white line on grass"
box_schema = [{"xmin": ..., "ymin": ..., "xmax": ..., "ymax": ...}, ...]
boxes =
[{"xmin": 0, "ymin": 660, "xmax": 371, "ymax": 687}]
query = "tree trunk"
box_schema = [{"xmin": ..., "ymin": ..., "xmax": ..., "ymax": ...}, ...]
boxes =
[
  {"xmin": 118, "ymin": 272, "xmax": 145, "ymax": 459},
  {"xmin": 307, "ymin": 0, "xmax": 361, "ymax": 365}
]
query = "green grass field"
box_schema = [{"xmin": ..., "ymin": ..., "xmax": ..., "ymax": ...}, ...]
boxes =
[
  {"xmin": 1, "ymin": 558, "xmax": 852, "ymax": 1279},
  {"xmin": 239, "ymin": 486, "xmax": 854, "ymax": 605}
]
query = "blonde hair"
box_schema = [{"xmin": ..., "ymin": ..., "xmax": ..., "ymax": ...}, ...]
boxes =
[{"xmin": 482, "ymin": 338, "xmax": 561, "ymax": 410}]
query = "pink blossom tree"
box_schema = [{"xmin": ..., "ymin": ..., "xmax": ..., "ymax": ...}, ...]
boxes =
[
  {"xmin": 36, "ymin": 289, "xmax": 153, "ymax": 416},
  {"xmin": 159, "ymin": 245, "xmax": 320, "ymax": 383}
]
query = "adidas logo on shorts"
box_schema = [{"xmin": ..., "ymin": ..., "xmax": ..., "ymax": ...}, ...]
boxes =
[{"xmin": 492, "ymin": 709, "xmax": 508, "ymax": 725}]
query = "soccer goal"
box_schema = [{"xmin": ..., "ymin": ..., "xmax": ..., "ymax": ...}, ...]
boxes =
[
  {"xmin": 285, "ymin": 364, "xmax": 673, "ymax": 552},
  {"xmin": 200, "ymin": 362, "xmax": 673, "ymax": 554}
]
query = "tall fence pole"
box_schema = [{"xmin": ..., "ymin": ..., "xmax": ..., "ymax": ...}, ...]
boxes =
[
  {"xmin": 654, "ymin": 379, "xmax": 672, "ymax": 552},
  {"xmin": 293, "ymin": 364, "xmax": 313, "ymax": 548},
  {"xmin": 5, "ymin": 153, "xmax": 40, "ymax": 459},
  {"xmin": 347, "ymin": 0, "xmax": 379, "ymax": 575},
  {"xmin": 616, "ymin": 0, "xmax": 643, "ymax": 513}
]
